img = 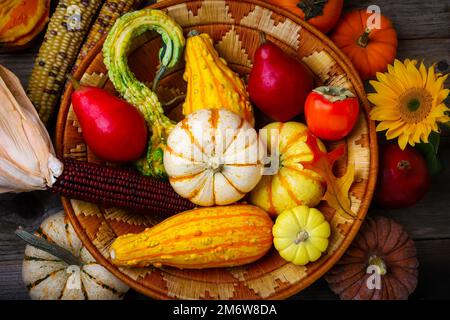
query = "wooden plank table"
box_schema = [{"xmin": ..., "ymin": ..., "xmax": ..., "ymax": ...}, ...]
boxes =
[{"xmin": 0, "ymin": 0, "xmax": 449, "ymax": 300}]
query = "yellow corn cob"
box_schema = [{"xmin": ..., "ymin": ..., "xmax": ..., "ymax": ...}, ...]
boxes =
[
  {"xmin": 71, "ymin": 0, "xmax": 143, "ymax": 75},
  {"xmin": 27, "ymin": 0, "xmax": 103, "ymax": 125}
]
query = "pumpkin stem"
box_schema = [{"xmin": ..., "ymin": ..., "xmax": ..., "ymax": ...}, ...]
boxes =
[
  {"xmin": 207, "ymin": 155, "xmax": 224, "ymax": 173},
  {"xmin": 15, "ymin": 228, "xmax": 82, "ymax": 267},
  {"xmin": 368, "ymin": 255, "xmax": 387, "ymax": 276},
  {"xmin": 294, "ymin": 230, "xmax": 309, "ymax": 244},
  {"xmin": 357, "ymin": 28, "xmax": 372, "ymax": 48}
]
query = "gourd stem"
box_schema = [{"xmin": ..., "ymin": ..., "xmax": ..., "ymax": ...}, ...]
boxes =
[
  {"xmin": 15, "ymin": 229, "xmax": 82, "ymax": 266},
  {"xmin": 368, "ymin": 255, "xmax": 387, "ymax": 276},
  {"xmin": 152, "ymin": 65, "xmax": 168, "ymax": 93},
  {"xmin": 68, "ymin": 75, "xmax": 81, "ymax": 90},
  {"xmin": 357, "ymin": 28, "xmax": 372, "ymax": 48},
  {"xmin": 187, "ymin": 29, "xmax": 201, "ymax": 38},
  {"xmin": 162, "ymin": 94, "xmax": 186, "ymax": 110},
  {"xmin": 259, "ymin": 31, "xmax": 267, "ymax": 45}
]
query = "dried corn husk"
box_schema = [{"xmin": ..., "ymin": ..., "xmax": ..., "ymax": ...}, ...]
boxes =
[{"xmin": 0, "ymin": 65, "xmax": 62, "ymax": 193}]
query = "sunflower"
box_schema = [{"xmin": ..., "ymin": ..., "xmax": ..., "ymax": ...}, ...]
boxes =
[{"xmin": 369, "ymin": 59, "xmax": 449, "ymax": 149}]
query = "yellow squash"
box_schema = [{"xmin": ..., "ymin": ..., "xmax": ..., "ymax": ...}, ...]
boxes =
[
  {"xmin": 273, "ymin": 205, "xmax": 330, "ymax": 266},
  {"xmin": 110, "ymin": 205, "xmax": 273, "ymax": 269},
  {"xmin": 182, "ymin": 31, "xmax": 254, "ymax": 126},
  {"xmin": 250, "ymin": 122, "xmax": 326, "ymax": 216}
]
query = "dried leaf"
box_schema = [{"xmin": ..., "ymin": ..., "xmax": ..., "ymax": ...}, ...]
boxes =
[
  {"xmin": 0, "ymin": 65, "xmax": 62, "ymax": 193},
  {"xmin": 323, "ymin": 163, "xmax": 355, "ymax": 220},
  {"xmin": 302, "ymin": 133, "xmax": 355, "ymax": 220}
]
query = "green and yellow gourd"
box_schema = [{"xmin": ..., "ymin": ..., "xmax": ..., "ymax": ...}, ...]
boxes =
[
  {"xmin": 182, "ymin": 31, "xmax": 254, "ymax": 126},
  {"xmin": 103, "ymin": 9, "xmax": 185, "ymax": 178},
  {"xmin": 110, "ymin": 205, "xmax": 273, "ymax": 269}
]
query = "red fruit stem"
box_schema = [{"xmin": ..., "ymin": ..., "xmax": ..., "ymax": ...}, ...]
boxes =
[
  {"xmin": 397, "ymin": 160, "xmax": 411, "ymax": 170},
  {"xmin": 313, "ymin": 86, "xmax": 355, "ymax": 102}
]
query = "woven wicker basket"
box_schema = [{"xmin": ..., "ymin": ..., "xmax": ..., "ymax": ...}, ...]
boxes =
[{"xmin": 56, "ymin": 0, "xmax": 377, "ymax": 299}]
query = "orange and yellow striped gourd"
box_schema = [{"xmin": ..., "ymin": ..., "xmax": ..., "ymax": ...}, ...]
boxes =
[
  {"xmin": 182, "ymin": 31, "xmax": 255, "ymax": 126},
  {"xmin": 250, "ymin": 122, "xmax": 326, "ymax": 216},
  {"xmin": 0, "ymin": 0, "xmax": 50, "ymax": 50},
  {"xmin": 110, "ymin": 205, "xmax": 273, "ymax": 269}
]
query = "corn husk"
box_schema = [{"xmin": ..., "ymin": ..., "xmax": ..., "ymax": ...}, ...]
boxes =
[{"xmin": 0, "ymin": 65, "xmax": 62, "ymax": 193}]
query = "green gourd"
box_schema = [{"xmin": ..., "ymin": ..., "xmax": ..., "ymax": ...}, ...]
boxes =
[{"xmin": 103, "ymin": 9, "xmax": 185, "ymax": 178}]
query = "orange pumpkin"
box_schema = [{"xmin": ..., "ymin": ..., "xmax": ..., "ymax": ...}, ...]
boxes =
[
  {"xmin": 268, "ymin": 0, "xmax": 343, "ymax": 33},
  {"xmin": 331, "ymin": 10, "xmax": 398, "ymax": 80}
]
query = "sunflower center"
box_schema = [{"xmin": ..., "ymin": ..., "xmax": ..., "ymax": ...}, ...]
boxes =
[
  {"xmin": 398, "ymin": 88, "xmax": 433, "ymax": 124},
  {"xmin": 407, "ymin": 98, "xmax": 421, "ymax": 112}
]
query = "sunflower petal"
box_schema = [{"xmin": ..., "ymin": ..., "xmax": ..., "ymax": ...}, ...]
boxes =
[
  {"xmin": 367, "ymin": 93, "xmax": 398, "ymax": 109},
  {"xmin": 370, "ymin": 79, "xmax": 399, "ymax": 99},
  {"xmin": 398, "ymin": 133, "xmax": 409, "ymax": 150},
  {"xmin": 406, "ymin": 61, "xmax": 423, "ymax": 88},
  {"xmin": 425, "ymin": 65, "xmax": 437, "ymax": 93},
  {"xmin": 420, "ymin": 128, "xmax": 431, "ymax": 143},
  {"xmin": 431, "ymin": 75, "xmax": 449, "ymax": 101},
  {"xmin": 436, "ymin": 88, "xmax": 449, "ymax": 104},
  {"xmin": 393, "ymin": 59, "xmax": 412, "ymax": 88},
  {"xmin": 370, "ymin": 106, "xmax": 401, "ymax": 121},
  {"xmin": 414, "ymin": 123, "xmax": 425, "ymax": 142},
  {"xmin": 385, "ymin": 71, "xmax": 406, "ymax": 92},
  {"xmin": 376, "ymin": 121, "xmax": 397, "ymax": 132},
  {"xmin": 437, "ymin": 114, "xmax": 450, "ymax": 123},
  {"xmin": 419, "ymin": 62, "xmax": 428, "ymax": 87},
  {"xmin": 384, "ymin": 120, "xmax": 406, "ymax": 139},
  {"xmin": 429, "ymin": 103, "xmax": 449, "ymax": 118}
]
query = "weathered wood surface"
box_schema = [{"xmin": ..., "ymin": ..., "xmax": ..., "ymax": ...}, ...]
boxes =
[{"xmin": 0, "ymin": 0, "xmax": 449, "ymax": 300}]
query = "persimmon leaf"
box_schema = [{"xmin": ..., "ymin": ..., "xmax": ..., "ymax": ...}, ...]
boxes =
[
  {"xmin": 323, "ymin": 163, "xmax": 355, "ymax": 220},
  {"xmin": 302, "ymin": 133, "xmax": 356, "ymax": 220}
]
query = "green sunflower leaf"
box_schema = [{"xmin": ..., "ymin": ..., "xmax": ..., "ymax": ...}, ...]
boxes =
[{"xmin": 416, "ymin": 132, "xmax": 442, "ymax": 175}]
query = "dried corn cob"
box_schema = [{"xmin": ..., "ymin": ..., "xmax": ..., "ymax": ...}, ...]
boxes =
[
  {"xmin": 27, "ymin": 0, "xmax": 103, "ymax": 125},
  {"xmin": 51, "ymin": 158, "xmax": 196, "ymax": 214},
  {"xmin": 71, "ymin": 0, "xmax": 143, "ymax": 75}
]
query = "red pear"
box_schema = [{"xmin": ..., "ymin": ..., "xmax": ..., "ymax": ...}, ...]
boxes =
[
  {"xmin": 248, "ymin": 40, "xmax": 313, "ymax": 122},
  {"xmin": 72, "ymin": 86, "xmax": 148, "ymax": 162}
]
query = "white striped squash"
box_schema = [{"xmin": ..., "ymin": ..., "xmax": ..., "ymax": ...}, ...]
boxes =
[
  {"xmin": 164, "ymin": 109, "xmax": 263, "ymax": 206},
  {"xmin": 22, "ymin": 211, "xmax": 128, "ymax": 300}
]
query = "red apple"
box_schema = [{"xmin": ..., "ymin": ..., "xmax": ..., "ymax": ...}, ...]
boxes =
[{"xmin": 376, "ymin": 144, "xmax": 430, "ymax": 209}]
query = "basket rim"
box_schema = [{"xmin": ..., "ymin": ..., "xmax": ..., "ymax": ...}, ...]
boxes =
[{"xmin": 55, "ymin": 0, "xmax": 378, "ymax": 300}]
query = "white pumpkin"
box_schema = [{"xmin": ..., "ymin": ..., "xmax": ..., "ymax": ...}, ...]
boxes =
[
  {"xmin": 20, "ymin": 211, "xmax": 129, "ymax": 300},
  {"xmin": 164, "ymin": 109, "xmax": 263, "ymax": 206}
]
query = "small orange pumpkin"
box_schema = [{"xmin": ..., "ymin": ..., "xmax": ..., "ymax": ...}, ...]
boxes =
[
  {"xmin": 268, "ymin": 0, "xmax": 343, "ymax": 33},
  {"xmin": 331, "ymin": 10, "xmax": 398, "ymax": 80}
]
